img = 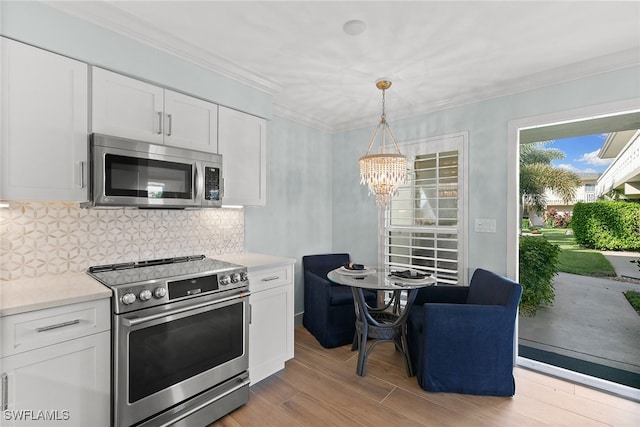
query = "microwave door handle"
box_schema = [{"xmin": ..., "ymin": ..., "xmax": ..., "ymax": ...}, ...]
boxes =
[
  {"xmin": 194, "ymin": 164, "xmax": 199, "ymax": 202},
  {"xmin": 194, "ymin": 163, "xmax": 204, "ymax": 203}
]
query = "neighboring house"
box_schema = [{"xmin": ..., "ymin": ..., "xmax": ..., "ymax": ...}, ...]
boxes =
[
  {"xmin": 544, "ymin": 172, "xmax": 600, "ymax": 214},
  {"xmin": 596, "ymin": 129, "xmax": 640, "ymax": 199}
]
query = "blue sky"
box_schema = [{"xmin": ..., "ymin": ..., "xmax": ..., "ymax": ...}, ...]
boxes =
[{"xmin": 546, "ymin": 134, "xmax": 612, "ymax": 174}]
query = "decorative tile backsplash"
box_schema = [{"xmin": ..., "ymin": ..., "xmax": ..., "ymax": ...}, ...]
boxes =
[{"xmin": 0, "ymin": 202, "xmax": 244, "ymax": 281}]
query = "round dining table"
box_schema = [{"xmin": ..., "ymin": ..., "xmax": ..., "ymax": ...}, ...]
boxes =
[{"xmin": 327, "ymin": 267, "xmax": 436, "ymax": 377}]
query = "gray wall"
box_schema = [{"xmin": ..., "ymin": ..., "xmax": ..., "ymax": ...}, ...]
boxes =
[{"xmin": 245, "ymin": 117, "xmax": 333, "ymax": 313}]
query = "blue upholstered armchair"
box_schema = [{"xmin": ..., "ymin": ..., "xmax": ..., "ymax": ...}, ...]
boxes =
[
  {"xmin": 406, "ymin": 268, "xmax": 523, "ymax": 396},
  {"xmin": 302, "ymin": 254, "xmax": 377, "ymax": 348}
]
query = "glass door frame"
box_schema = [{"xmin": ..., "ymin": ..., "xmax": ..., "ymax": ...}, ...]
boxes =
[{"xmin": 507, "ymin": 98, "xmax": 640, "ymax": 401}]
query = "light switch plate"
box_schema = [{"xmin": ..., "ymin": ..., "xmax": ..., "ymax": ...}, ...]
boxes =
[{"xmin": 475, "ymin": 218, "xmax": 496, "ymax": 233}]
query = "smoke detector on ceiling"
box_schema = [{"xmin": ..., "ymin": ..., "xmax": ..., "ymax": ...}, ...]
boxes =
[{"xmin": 343, "ymin": 20, "xmax": 367, "ymax": 36}]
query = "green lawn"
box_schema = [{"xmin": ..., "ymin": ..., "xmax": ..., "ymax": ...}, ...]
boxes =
[
  {"xmin": 539, "ymin": 228, "xmax": 617, "ymax": 277},
  {"xmin": 625, "ymin": 290, "xmax": 640, "ymax": 315}
]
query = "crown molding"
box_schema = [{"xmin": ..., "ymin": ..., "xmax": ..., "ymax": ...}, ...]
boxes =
[
  {"xmin": 272, "ymin": 103, "xmax": 333, "ymax": 133},
  {"xmin": 46, "ymin": 2, "xmax": 282, "ymax": 95},
  {"xmin": 326, "ymin": 48, "xmax": 640, "ymax": 134}
]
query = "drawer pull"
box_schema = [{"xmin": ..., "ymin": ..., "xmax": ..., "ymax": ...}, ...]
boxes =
[
  {"xmin": 261, "ymin": 276, "xmax": 280, "ymax": 282},
  {"xmin": 2, "ymin": 373, "xmax": 7, "ymax": 410},
  {"xmin": 36, "ymin": 319, "xmax": 80, "ymax": 333}
]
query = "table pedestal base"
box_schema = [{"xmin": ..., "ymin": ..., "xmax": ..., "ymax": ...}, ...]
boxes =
[{"xmin": 350, "ymin": 288, "xmax": 418, "ymax": 377}]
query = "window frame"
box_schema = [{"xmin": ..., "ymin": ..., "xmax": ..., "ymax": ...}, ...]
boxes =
[{"xmin": 380, "ymin": 132, "xmax": 469, "ymax": 286}]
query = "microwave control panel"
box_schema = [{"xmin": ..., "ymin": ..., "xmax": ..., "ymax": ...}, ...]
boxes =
[{"xmin": 204, "ymin": 166, "xmax": 221, "ymax": 201}]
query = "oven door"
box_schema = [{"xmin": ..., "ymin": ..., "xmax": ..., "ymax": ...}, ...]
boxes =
[{"xmin": 114, "ymin": 291, "xmax": 249, "ymax": 427}]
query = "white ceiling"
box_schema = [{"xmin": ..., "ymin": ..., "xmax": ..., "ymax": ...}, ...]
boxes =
[{"xmin": 46, "ymin": 1, "xmax": 640, "ymax": 132}]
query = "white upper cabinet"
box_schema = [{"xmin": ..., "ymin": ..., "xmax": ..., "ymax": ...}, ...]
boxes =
[
  {"xmin": 218, "ymin": 106, "xmax": 266, "ymax": 206},
  {"xmin": 91, "ymin": 67, "xmax": 164, "ymax": 144},
  {"xmin": 91, "ymin": 68, "xmax": 218, "ymax": 152},
  {"xmin": 1, "ymin": 37, "xmax": 89, "ymax": 201},
  {"xmin": 164, "ymin": 89, "xmax": 218, "ymax": 152}
]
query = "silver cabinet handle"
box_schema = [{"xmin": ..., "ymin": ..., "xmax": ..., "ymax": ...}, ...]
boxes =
[
  {"xmin": 2, "ymin": 373, "xmax": 8, "ymax": 411},
  {"xmin": 79, "ymin": 161, "xmax": 85, "ymax": 189},
  {"xmin": 261, "ymin": 276, "xmax": 280, "ymax": 282},
  {"xmin": 35, "ymin": 319, "xmax": 80, "ymax": 333},
  {"xmin": 166, "ymin": 113, "xmax": 172, "ymax": 136},
  {"xmin": 157, "ymin": 112, "xmax": 163, "ymax": 134}
]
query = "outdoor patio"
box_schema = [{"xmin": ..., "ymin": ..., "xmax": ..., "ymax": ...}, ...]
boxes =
[{"xmin": 518, "ymin": 253, "xmax": 640, "ymax": 389}]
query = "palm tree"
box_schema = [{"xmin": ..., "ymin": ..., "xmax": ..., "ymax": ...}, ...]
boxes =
[{"xmin": 520, "ymin": 142, "xmax": 582, "ymax": 215}]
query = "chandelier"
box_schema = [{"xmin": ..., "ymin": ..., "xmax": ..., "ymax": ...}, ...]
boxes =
[{"xmin": 359, "ymin": 79, "xmax": 408, "ymax": 206}]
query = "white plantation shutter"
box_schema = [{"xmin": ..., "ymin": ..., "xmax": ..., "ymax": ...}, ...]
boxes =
[{"xmin": 385, "ymin": 134, "xmax": 466, "ymax": 285}]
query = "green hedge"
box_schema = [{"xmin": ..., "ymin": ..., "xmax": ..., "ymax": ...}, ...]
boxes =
[
  {"xmin": 519, "ymin": 236, "xmax": 560, "ymax": 316},
  {"xmin": 572, "ymin": 201, "xmax": 640, "ymax": 250}
]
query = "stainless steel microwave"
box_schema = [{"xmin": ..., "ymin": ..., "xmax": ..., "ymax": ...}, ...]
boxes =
[{"xmin": 87, "ymin": 133, "xmax": 223, "ymax": 209}]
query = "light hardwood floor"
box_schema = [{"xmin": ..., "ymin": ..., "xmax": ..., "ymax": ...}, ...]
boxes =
[{"xmin": 213, "ymin": 327, "xmax": 640, "ymax": 426}]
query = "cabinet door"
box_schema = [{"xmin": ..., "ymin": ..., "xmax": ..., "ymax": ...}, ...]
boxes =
[
  {"xmin": 249, "ymin": 284, "xmax": 294, "ymax": 385},
  {"xmin": 1, "ymin": 331, "xmax": 110, "ymax": 427},
  {"xmin": 91, "ymin": 67, "xmax": 164, "ymax": 144},
  {"xmin": 218, "ymin": 106, "xmax": 266, "ymax": 206},
  {"xmin": 164, "ymin": 90, "xmax": 218, "ymax": 152},
  {"xmin": 1, "ymin": 38, "xmax": 88, "ymax": 201}
]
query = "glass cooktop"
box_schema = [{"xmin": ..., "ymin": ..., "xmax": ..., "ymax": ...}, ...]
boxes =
[{"xmin": 87, "ymin": 255, "xmax": 244, "ymax": 288}]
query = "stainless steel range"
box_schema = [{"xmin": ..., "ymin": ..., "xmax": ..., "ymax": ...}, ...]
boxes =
[{"xmin": 88, "ymin": 255, "xmax": 250, "ymax": 427}]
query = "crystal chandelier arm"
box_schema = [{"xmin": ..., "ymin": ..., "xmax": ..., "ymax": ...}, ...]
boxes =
[
  {"xmin": 364, "ymin": 121, "xmax": 383, "ymax": 155},
  {"xmin": 384, "ymin": 122, "xmax": 403, "ymax": 155}
]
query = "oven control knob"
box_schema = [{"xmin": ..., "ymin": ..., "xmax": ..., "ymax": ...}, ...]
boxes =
[
  {"xmin": 220, "ymin": 275, "xmax": 232, "ymax": 286},
  {"xmin": 139, "ymin": 289, "xmax": 152, "ymax": 301},
  {"xmin": 231, "ymin": 273, "xmax": 241, "ymax": 283},
  {"xmin": 240, "ymin": 272, "xmax": 248, "ymax": 282},
  {"xmin": 121, "ymin": 293, "xmax": 136, "ymax": 305},
  {"xmin": 153, "ymin": 287, "xmax": 167, "ymax": 299}
]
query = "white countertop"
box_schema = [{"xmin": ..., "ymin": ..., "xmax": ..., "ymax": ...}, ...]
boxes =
[
  {"xmin": 214, "ymin": 252, "xmax": 296, "ymax": 269},
  {"xmin": 0, "ymin": 273, "xmax": 112, "ymax": 317},
  {"xmin": 0, "ymin": 253, "xmax": 293, "ymax": 317}
]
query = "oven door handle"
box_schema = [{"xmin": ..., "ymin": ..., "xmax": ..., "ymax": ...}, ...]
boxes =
[{"xmin": 122, "ymin": 291, "xmax": 249, "ymax": 327}]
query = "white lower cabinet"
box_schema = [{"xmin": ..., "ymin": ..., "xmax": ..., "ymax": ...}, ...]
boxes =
[
  {"xmin": 248, "ymin": 263, "xmax": 294, "ymax": 385},
  {"xmin": 0, "ymin": 299, "xmax": 110, "ymax": 427}
]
